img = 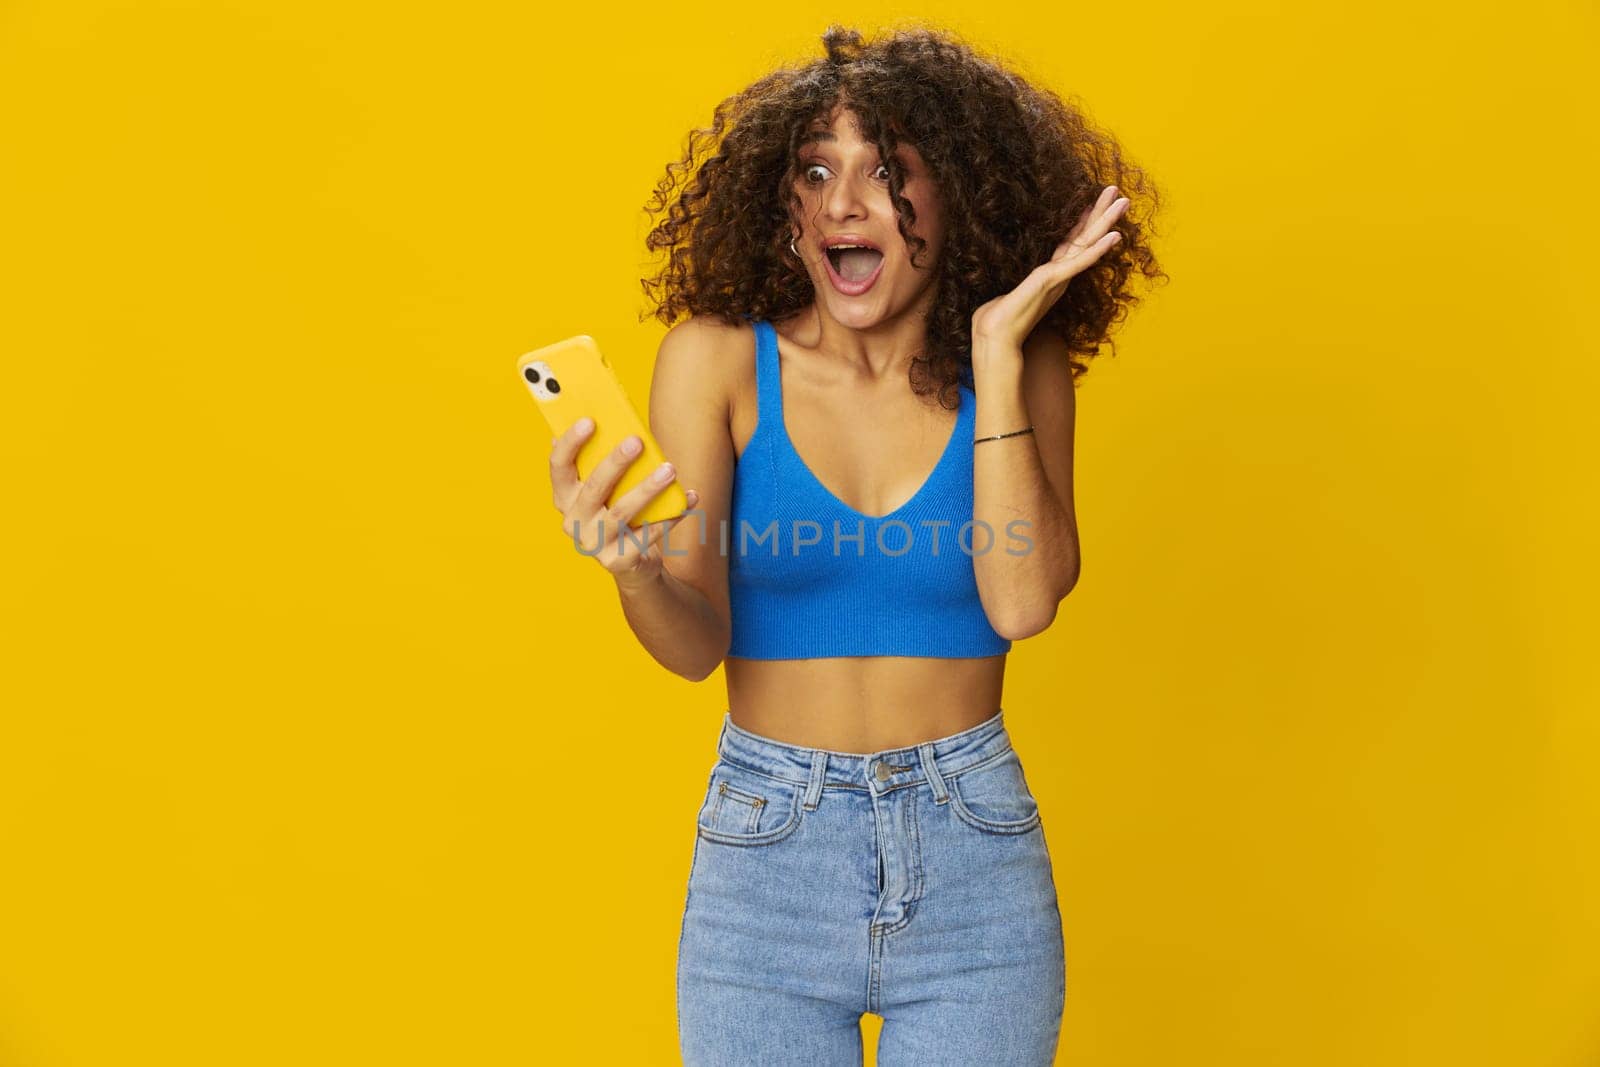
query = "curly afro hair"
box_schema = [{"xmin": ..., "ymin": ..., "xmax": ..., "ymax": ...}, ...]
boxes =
[{"xmin": 639, "ymin": 22, "xmax": 1168, "ymax": 407}]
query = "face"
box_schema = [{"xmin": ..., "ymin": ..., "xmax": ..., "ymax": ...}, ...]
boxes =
[{"xmin": 789, "ymin": 105, "xmax": 945, "ymax": 327}]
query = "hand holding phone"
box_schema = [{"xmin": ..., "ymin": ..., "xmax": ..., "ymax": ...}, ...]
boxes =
[{"xmin": 517, "ymin": 335, "xmax": 698, "ymax": 585}]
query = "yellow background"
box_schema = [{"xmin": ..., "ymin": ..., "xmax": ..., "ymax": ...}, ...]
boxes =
[{"xmin": 2, "ymin": 2, "xmax": 1595, "ymax": 1064}]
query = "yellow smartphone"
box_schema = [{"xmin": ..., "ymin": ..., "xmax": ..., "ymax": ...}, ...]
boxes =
[{"xmin": 516, "ymin": 335, "xmax": 689, "ymax": 526}]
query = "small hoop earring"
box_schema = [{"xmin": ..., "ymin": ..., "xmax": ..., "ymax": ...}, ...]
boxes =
[{"xmin": 789, "ymin": 237, "xmax": 800, "ymax": 259}]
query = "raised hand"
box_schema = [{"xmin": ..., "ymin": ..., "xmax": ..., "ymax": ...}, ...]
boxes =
[{"xmin": 970, "ymin": 184, "xmax": 1130, "ymax": 352}]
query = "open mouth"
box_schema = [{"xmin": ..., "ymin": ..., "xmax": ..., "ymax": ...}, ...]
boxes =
[{"xmin": 822, "ymin": 246, "xmax": 885, "ymax": 295}]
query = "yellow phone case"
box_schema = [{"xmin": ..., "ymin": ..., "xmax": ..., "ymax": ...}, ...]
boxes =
[{"xmin": 516, "ymin": 335, "xmax": 689, "ymax": 526}]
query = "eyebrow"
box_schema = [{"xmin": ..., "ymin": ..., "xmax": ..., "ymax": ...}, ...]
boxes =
[
  {"xmin": 801, "ymin": 129, "xmax": 913, "ymax": 160},
  {"xmin": 800, "ymin": 132, "xmax": 902, "ymax": 161}
]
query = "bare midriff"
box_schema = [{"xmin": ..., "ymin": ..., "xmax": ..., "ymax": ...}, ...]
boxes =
[{"xmin": 724, "ymin": 654, "xmax": 1006, "ymax": 754}]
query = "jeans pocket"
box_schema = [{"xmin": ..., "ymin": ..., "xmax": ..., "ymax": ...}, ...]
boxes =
[
  {"xmin": 946, "ymin": 747, "xmax": 1042, "ymax": 835},
  {"xmin": 695, "ymin": 758, "xmax": 803, "ymax": 847}
]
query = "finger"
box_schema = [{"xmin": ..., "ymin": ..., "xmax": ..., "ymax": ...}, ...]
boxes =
[
  {"xmin": 1047, "ymin": 230, "xmax": 1124, "ymax": 285},
  {"xmin": 606, "ymin": 458, "xmax": 679, "ymax": 528},
  {"xmin": 1053, "ymin": 187, "xmax": 1127, "ymax": 262},
  {"xmin": 640, "ymin": 508, "xmax": 689, "ymax": 558},
  {"xmin": 571, "ymin": 434, "xmax": 648, "ymax": 518},
  {"xmin": 605, "ymin": 502, "xmax": 689, "ymax": 571},
  {"xmin": 600, "ymin": 506, "xmax": 648, "ymax": 562},
  {"xmin": 609, "ymin": 491, "xmax": 699, "ymax": 563},
  {"xmin": 563, "ymin": 510, "xmax": 614, "ymax": 557},
  {"xmin": 1049, "ymin": 205, "xmax": 1128, "ymax": 276},
  {"xmin": 1056, "ymin": 185, "xmax": 1118, "ymax": 251},
  {"xmin": 548, "ymin": 416, "xmax": 596, "ymax": 509}
]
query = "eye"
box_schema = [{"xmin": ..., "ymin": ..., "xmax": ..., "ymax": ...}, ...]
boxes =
[{"xmin": 800, "ymin": 162, "xmax": 893, "ymax": 185}]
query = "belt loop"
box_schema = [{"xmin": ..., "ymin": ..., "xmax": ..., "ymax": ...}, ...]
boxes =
[
  {"xmin": 917, "ymin": 741, "xmax": 949, "ymax": 804},
  {"xmin": 803, "ymin": 750, "xmax": 828, "ymax": 811}
]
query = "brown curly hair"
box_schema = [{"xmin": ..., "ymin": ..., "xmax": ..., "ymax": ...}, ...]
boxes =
[{"xmin": 639, "ymin": 22, "xmax": 1168, "ymax": 408}]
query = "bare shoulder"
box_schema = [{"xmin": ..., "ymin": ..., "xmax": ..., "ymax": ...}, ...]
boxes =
[
  {"xmin": 653, "ymin": 314, "xmax": 752, "ymax": 404},
  {"xmin": 652, "ymin": 310, "xmax": 745, "ymax": 374}
]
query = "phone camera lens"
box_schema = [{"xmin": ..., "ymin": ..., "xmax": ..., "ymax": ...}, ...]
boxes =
[
  {"xmin": 547, "ymin": 378, "xmax": 561, "ymax": 394},
  {"xmin": 523, "ymin": 367, "xmax": 541, "ymax": 383}
]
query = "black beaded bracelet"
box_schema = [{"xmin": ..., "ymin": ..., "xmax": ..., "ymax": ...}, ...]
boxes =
[{"xmin": 974, "ymin": 425, "xmax": 1035, "ymax": 445}]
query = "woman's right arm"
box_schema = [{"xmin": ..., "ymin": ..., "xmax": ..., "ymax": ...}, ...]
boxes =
[
  {"xmin": 615, "ymin": 317, "xmax": 734, "ymax": 681},
  {"xmin": 547, "ymin": 316, "xmax": 734, "ymax": 682}
]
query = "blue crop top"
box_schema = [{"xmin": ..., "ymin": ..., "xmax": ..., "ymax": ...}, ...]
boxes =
[{"xmin": 725, "ymin": 319, "xmax": 1013, "ymax": 660}]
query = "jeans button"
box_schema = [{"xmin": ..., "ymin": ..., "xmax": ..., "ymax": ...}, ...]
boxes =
[{"xmin": 873, "ymin": 761, "xmax": 890, "ymax": 781}]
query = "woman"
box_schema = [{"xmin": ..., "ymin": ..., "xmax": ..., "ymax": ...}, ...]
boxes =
[{"xmin": 548, "ymin": 24, "xmax": 1163, "ymax": 1066}]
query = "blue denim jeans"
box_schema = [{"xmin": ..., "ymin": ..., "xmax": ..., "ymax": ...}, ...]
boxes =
[{"xmin": 676, "ymin": 708, "xmax": 1066, "ymax": 1065}]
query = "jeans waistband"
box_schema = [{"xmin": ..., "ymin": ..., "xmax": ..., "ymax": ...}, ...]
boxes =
[{"xmin": 716, "ymin": 707, "xmax": 1014, "ymax": 792}]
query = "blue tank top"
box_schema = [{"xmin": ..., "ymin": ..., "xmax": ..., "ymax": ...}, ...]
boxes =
[{"xmin": 725, "ymin": 319, "xmax": 1013, "ymax": 660}]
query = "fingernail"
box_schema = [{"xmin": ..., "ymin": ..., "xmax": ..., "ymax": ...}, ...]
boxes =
[
  {"xmin": 654, "ymin": 462, "xmax": 674, "ymax": 482},
  {"xmin": 575, "ymin": 417, "xmax": 594, "ymax": 434},
  {"xmin": 623, "ymin": 436, "xmax": 642, "ymax": 455}
]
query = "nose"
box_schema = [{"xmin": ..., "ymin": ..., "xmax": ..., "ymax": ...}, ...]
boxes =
[{"xmin": 821, "ymin": 169, "xmax": 869, "ymax": 224}]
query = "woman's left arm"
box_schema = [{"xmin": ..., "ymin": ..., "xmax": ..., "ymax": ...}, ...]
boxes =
[
  {"xmin": 970, "ymin": 334, "xmax": 1080, "ymax": 640},
  {"xmin": 967, "ymin": 183, "xmax": 1130, "ymax": 640}
]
